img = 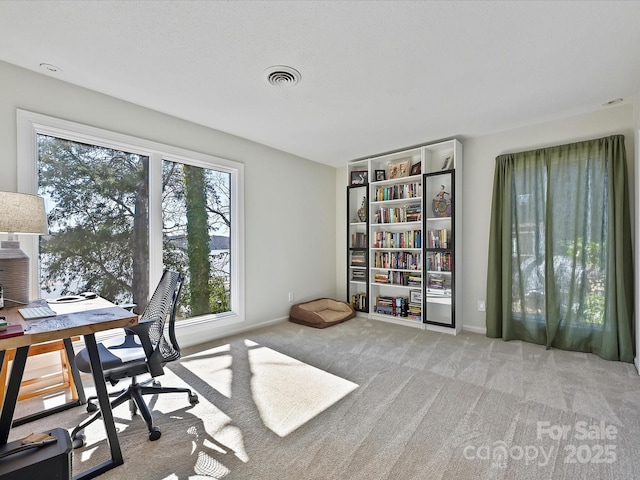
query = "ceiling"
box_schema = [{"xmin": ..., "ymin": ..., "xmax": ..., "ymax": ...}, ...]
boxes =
[{"xmin": 1, "ymin": 1, "xmax": 639, "ymax": 167}]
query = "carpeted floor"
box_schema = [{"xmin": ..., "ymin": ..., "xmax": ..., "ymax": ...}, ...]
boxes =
[{"xmin": 9, "ymin": 317, "xmax": 640, "ymax": 479}]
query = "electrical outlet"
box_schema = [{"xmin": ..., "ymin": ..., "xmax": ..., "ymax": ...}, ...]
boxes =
[
  {"xmin": 478, "ymin": 300, "xmax": 486, "ymax": 312},
  {"xmin": 288, "ymin": 291, "xmax": 294, "ymax": 303}
]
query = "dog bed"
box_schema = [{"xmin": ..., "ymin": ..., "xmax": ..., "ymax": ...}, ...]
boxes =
[{"xmin": 289, "ymin": 298, "xmax": 355, "ymax": 328}]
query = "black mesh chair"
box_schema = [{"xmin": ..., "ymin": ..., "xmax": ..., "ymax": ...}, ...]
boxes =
[{"xmin": 71, "ymin": 270, "xmax": 198, "ymax": 447}]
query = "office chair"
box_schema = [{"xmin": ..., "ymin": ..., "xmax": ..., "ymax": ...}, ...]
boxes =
[{"xmin": 70, "ymin": 269, "xmax": 199, "ymax": 447}]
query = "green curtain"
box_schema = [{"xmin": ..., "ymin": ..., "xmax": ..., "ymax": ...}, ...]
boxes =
[{"xmin": 486, "ymin": 135, "xmax": 634, "ymax": 362}]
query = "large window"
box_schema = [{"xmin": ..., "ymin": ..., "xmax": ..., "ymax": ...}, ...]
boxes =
[
  {"xmin": 18, "ymin": 111, "xmax": 243, "ymax": 326},
  {"xmin": 486, "ymin": 135, "xmax": 633, "ymax": 362}
]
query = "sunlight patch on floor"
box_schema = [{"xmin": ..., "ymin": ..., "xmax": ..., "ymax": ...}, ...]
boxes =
[
  {"xmin": 246, "ymin": 339, "xmax": 358, "ymax": 437},
  {"xmin": 181, "ymin": 344, "xmax": 233, "ymax": 398}
]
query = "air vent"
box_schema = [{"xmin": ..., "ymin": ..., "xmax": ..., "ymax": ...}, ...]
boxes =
[
  {"xmin": 602, "ymin": 97, "xmax": 623, "ymax": 107},
  {"xmin": 264, "ymin": 65, "xmax": 301, "ymax": 86}
]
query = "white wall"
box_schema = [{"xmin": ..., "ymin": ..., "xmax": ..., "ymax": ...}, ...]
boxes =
[{"xmin": 0, "ymin": 60, "xmax": 338, "ymax": 346}]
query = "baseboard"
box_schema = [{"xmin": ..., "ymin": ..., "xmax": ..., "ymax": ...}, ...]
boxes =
[
  {"xmin": 462, "ymin": 325, "xmax": 486, "ymax": 335},
  {"xmin": 635, "ymin": 356, "xmax": 640, "ymax": 375},
  {"xmin": 179, "ymin": 315, "xmax": 289, "ymax": 350}
]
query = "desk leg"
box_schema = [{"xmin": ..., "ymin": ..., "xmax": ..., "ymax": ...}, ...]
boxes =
[
  {"xmin": 0, "ymin": 346, "xmax": 29, "ymax": 444},
  {"xmin": 63, "ymin": 337, "xmax": 86, "ymax": 404},
  {"xmin": 73, "ymin": 334, "xmax": 123, "ymax": 480}
]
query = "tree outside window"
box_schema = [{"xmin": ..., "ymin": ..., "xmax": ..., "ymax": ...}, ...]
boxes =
[{"xmin": 37, "ymin": 134, "xmax": 231, "ymax": 318}]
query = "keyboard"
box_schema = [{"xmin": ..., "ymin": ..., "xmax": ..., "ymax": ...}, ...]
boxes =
[{"xmin": 18, "ymin": 306, "xmax": 57, "ymax": 320}]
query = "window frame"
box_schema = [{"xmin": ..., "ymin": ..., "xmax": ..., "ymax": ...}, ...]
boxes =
[{"xmin": 17, "ymin": 110, "xmax": 245, "ymax": 333}]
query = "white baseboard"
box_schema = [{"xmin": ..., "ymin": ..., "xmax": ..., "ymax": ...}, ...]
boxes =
[
  {"xmin": 635, "ymin": 356, "xmax": 640, "ymax": 375},
  {"xmin": 463, "ymin": 325, "xmax": 487, "ymax": 335}
]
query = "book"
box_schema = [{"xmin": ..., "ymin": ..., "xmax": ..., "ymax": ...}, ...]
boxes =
[{"xmin": 0, "ymin": 323, "xmax": 25, "ymax": 339}]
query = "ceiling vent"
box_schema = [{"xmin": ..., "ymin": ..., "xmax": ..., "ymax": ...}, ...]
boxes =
[{"xmin": 264, "ymin": 65, "xmax": 301, "ymax": 86}]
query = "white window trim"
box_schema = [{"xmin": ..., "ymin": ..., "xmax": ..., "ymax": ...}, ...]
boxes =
[{"xmin": 16, "ymin": 109, "xmax": 245, "ymax": 340}]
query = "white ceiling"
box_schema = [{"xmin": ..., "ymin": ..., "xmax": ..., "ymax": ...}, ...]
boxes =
[{"xmin": 1, "ymin": 1, "xmax": 639, "ymax": 167}]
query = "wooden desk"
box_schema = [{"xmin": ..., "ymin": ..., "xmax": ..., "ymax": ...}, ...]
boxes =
[{"xmin": 0, "ymin": 298, "xmax": 137, "ymax": 480}]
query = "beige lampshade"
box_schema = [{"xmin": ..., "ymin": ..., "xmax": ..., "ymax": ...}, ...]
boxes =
[
  {"xmin": 0, "ymin": 191, "xmax": 49, "ymax": 235},
  {"xmin": 0, "ymin": 191, "xmax": 48, "ymax": 307}
]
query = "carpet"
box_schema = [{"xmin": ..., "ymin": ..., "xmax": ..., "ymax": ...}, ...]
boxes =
[{"xmin": 9, "ymin": 317, "xmax": 640, "ymax": 479}]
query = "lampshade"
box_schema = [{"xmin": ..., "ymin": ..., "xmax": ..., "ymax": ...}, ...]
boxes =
[
  {"xmin": 0, "ymin": 191, "xmax": 49, "ymax": 307},
  {"xmin": 0, "ymin": 191, "xmax": 49, "ymax": 235}
]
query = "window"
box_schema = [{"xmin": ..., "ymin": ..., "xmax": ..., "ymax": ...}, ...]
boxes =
[
  {"xmin": 18, "ymin": 111, "xmax": 244, "ymax": 326},
  {"xmin": 486, "ymin": 135, "xmax": 633, "ymax": 362},
  {"xmin": 162, "ymin": 159, "xmax": 231, "ymax": 318}
]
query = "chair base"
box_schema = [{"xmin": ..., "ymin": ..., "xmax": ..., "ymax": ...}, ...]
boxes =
[{"xmin": 71, "ymin": 377, "xmax": 198, "ymax": 447}]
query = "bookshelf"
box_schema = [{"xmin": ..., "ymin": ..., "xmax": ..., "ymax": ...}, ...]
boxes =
[
  {"xmin": 346, "ymin": 139, "xmax": 462, "ymax": 333},
  {"xmin": 347, "ymin": 159, "xmax": 369, "ymax": 312}
]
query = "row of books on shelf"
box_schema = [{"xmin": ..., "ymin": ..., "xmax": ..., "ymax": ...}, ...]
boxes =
[
  {"xmin": 373, "ymin": 183, "xmax": 422, "ymax": 202},
  {"xmin": 373, "ymin": 204, "xmax": 421, "ymax": 224},
  {"xmin": 350, "ymin": 251, "xmax": 366, "ymax": 266},
  {"xmin": 375, "ymin": 295, "xmax": 409, "ymax": 317},
  {"xmin": 373, "ymin": 230, "xmax": 421, "ymax": 249},
  {"xmin": 351, "ymin": 292, "xmax": 367, "ymax": 311},
  {"xmin": 373, "ymin": 251, "xmax": 421, "ymax": 270},
  {"xmin": 373, "ymin": 270, "xmax": 422, "ymax": 287},
  {"xmin": 426, "ymin": 229, "xmax": 451, "ymax": 249},
  {"xmin": 426, "ymin": 252, "xmax": 452, "ymax": 272},
  {"xmin": 351, "ymin": 232, "xmax": 367, "ymax": 247}
]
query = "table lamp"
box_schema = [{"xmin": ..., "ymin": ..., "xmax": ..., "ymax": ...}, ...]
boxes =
[{"xmin": 0, "ymin": 191, "xmax": 49, "ymax": 307}]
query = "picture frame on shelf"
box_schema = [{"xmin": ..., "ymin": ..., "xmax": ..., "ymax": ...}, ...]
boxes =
[
  {"xmin": 410, "ymin": 290, "xmax": 422, "ymax": 304},
  {"xmin": 375, "ymin": 169, "xmax": 386, "ymax": 181},
  {"xmin": 388, "ymin": 157, "xmax": 411, "ymax": 179},
  {"xmin": 410, "ymin": 162, "xmax": 421, "ymax": 176},
  {"xmin": 440, "ymin": 155, "xmax": 453, "ymax": 171},
  {"xmin": 350, "ymin": 170, "xmax": 368, "ymax": 185}
]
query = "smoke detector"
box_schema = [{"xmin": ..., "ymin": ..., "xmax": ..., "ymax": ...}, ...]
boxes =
[{"xmin": 264, "ymin": 65, "xmax": 301, "ymax": 86}]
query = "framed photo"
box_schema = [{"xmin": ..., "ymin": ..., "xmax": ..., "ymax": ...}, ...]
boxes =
[
  {"xmin": 350, "ymin": 170, "xmax": 368, "ymax": 185},
  {"xmin": 375, "ymin": 169, "xmax": 386, "ymax": 181},
  {"xmin": 410, "ymin": 162, "xmax": 421, "ymax": 176},
  {"xmin": 440, "ymin": 155, "xmax": 453, "ymax": 171},
  {"xmin": 410, "ymin": 290, "xmax": 422, "ymax": 304},
  {"xmin": 388, "ymin": 157, "xmax": 411, "ymax": 179}
]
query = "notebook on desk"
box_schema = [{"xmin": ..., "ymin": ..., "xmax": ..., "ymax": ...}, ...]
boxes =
[{"xmin": 18, "ymin": 306, "xmax": 57, "ymax": 320}]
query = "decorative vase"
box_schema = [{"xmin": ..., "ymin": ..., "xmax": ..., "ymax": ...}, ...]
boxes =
[{"xmin": 357, "ymin": 197, "xmax": 367, "ymax": 222}]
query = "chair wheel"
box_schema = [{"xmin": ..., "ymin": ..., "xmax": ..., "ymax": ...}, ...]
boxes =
[
  {"xmin": 86, "ymin": 402, "xmax": 98, "ymax": 413},
  {"xmin": 189, "ymin": 393, "xmax": 199, "ymax": 405},
  {"xmin": 72, "ymin": 433, "xmax": 86, "ymax": 449},
  {"xmin": 149, "ymin": 426, "xmax": 161, "ymax": 441}
]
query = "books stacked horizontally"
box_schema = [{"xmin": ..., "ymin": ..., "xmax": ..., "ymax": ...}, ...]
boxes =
[
  {"xmin": 350, "ymin": 251, "xmax": 366, "ymax": 266},
  {"xmin": 407, "ymin": 301, "xmax": 422, "ymax": 322},
  {"xmin": 427, "ymin": 274, "xmax": 451, "ymax": 297},
  {"xmin": 351, "ymin": 270, "xmax": 366, "ymax": 282}
]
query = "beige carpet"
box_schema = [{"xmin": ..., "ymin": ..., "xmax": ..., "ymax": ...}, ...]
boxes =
[{"xmin": 9, "ymin": 317, "xmax": 640, "ymax": 479}]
